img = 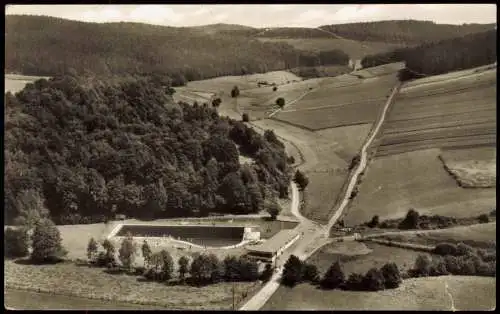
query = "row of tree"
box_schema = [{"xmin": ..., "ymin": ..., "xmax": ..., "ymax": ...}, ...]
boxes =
[
  {"xmin": 5, "ymin": 74, "xmax": 291, "ymax": 225},
  {"xmin": 86, "ymin": 235, "xmax": 270, "ymax": 285},
  {"xmin": 365, "ymin": 208, "xmax": 494, "ymax": 230},
  {"xmin": 361, "ymin": 29, "xmax": 496, "ymax": 79},
  {"xmin": 281, "ymin": 254, "xmax": 403, "ymax": 291}
]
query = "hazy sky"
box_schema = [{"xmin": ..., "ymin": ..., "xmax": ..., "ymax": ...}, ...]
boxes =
[{"xmin": 5, "ymin": 4, "xmax": 497, "ymax": 28}]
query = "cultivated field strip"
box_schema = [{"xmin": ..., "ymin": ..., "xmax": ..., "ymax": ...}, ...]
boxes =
[
  {"xmin": 376, "ymin": 68, "xmax": 496, "ymax": 156},
  {"xmin": 273, "ymin": 72, "xmax": 400, "ymax": 131}
]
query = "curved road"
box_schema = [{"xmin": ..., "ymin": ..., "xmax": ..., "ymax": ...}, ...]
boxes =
[{"xmin": 239, "ymin": 82, "xmax": 403, "ymax": 309}]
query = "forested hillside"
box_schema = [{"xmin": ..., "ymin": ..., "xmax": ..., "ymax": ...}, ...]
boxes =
[
  {"xmin": 256, "ymin": 27, "xmax": 330, "ymax": 38},
  {"xmin": 319, "ymin": 20, "xmax": 496, "ymax": 45},
  {"xmin": 4, "ymin": 74, "xmax": 291, "ymax": 225},
  {"xmin": 5, "ymin": 16, "xmax": 347, "ymax": 82},
  {"xmin": 361, "ymin": 29, "xmax": 496, "ymax": 78}
]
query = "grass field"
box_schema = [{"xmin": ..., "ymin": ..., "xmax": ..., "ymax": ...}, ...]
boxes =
[
  {"xmin": 376, "ymin": 67, "xmax": 496, "ymax": 156},
  {"xmin": 439, "ymin": 146, "xmax": 496, "ymax": 188},
  {"xmin": 252, "ymin": 119, "xmax": 370, "ymax": 223},
  {"xmin": 344, "ymin": 148, "xmax": 496, "ymax": 226},
  {"xmin": 184, "ymin": 71, "xmax": 302, "ymax": 93},
  {"xmin": 262, "ymin": 276, "xmax": 496, "ymax": 310},
  {"xmin": 4, "ymin": 260, "xmax": 260, "ymax": 310},
  {"xmin": 4, "ymin": 288, "xmax": 167, "ymax": 310},
  {"xmin": 256, "ymin": 37, "xmax": 404, "ymax": 60},
  {"xmin": 307, "ymin": 242, "xmax": 434, "ymax": 276},
  {"xmin": 273, "ymin": 67, "xmax": 400, "ymax": 131},
  {"xmin": 376, "ymin": 222, "xmax": 497, "ymax": 250}
]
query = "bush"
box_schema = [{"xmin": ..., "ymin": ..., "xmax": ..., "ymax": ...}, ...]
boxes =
[
  {"xmin": 320, "ymin": 261, "xmax": 345, "ymax": 290},
  {"xmin": 276, "ymin": 97, "xmax": 285, "ymax": 109},
  {"xmin": 231, "ymin": 86, "xmax": 240, "ymax": 98},
  {"xmin": 119, "ymin": 234, "xmax": 137, "ymax": 270},
  {"xmin": 303, "ymin": 263, "xmax": 320, "ymax": 284},
  {"xmin": 367, "ymin": 215, "xmax": 379, "ymax": 228},
  {"xmin": 238, "ymin": 256, "xmax": 259, "ymax": 281},
  {"xmin": 272, "ymin": 86, "xmax": 277, "ymax": 91},
  {"xmin": 398, "ymin": 208, "xmax": 420, "ymax": 230},
  {"xmin": 282, "ymin": 255, "xmax": 304, "ymax": 287},
  {"xmin": 344, "ymin": 272, "xmax": 364, "ymax": 291},
  {"xmin": 178, "ymin": 256, "xmax": 190, "ymax": 281},
  {"xmin": 287, "ymin": 156, "xmax": 295, "ymax": 164},
  {"xmin": 478, "ymin": 214, "xmax": 489, "ymax": 223},
  {"xmin": 95, "ymin": 251, "xmax": 117, "ymax": 268},
  {"xmin": 412, "ymin": 254, "xmax": 432, "ymax": 277},
  {"xmin": 293, "ymin": 170, "xmax": 309, "ymax": 191},
  {"xmin": 87, "ymin": 237, "xmax": 98, "ymax": 262},
  {"xmin": 4, "ymin": 227, "xmax": 29, "ymax": 258},
  {"xmin": 456, "ymin": 243, "xmax": 475, "ymax": 257},
  {"xmin": 31, "ymin": 219, "xmax": 67, "ymax": 264},
  {"xmin": 242, "ymin": 113, "xmax": 249, "ymax": 122},
  {"xmin": 380, "ymin": 262, "xmax": 402, "ymax": 289},
  {"xmin": 433, "ymin": 243, "xmax": 458, "ymax": 256},
  {"xmin": 260, "ymin": 263, "xmax": 273, "ymax": 282},
  {"xmin": 362, "ymin": 268, "xmax": 385, "ymax": 291}
]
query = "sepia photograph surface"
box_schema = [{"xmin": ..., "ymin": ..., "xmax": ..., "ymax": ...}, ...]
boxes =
[{"xmin": 4, "ymin": 3, "xmax": 497, "ymax": 311}]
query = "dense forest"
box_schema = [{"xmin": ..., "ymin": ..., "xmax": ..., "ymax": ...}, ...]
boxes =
[
  {"xmin": 5, "ymin": 16, "xmax": 347, "ymax": 83},
  {"xmin": 319, "ymin": 20, "xmax": 496, "ymax": 45},
  {"xmin": 4, "ymin": 74, "xmax": 291, "ymax": 226},
  {"xmin": 361, "ymin": 29, "xmax": 496, "ymax": 78}
]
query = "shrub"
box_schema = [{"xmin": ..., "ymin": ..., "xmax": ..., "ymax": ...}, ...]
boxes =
[
  {"xmin": 231, "ymin": 86, "xmax": 240, "ymax": 98},
  {"xmin": 429, "ymin": 256, "xmax": 449, "ymax": 276},
  {"xmin": 95, "ymin": 251, "xmax": 117, "ymax": 267},
  {"xmin": 303, "ymin": 263, "xmax": 320, "ymax": 284},
  {"xmin": 444, "ymin": 255, "xmax": 460, "ymax": 274},
  {"xmin": 478, "ymin": 214, "xmax": 489, "ymax": 223},
  {"xmin": 433, "ymin": 243, "xmax": 458, "ymax": 256},
  {"xmin": 287, "ymin": 156, "xmax": 295, "ymax": 164},
  {"xmin": 159, "ymin": 249, "xmax": 174, "ymax": 281},
  {"xmin": 320, "ymin": 261, "xmax": 345, "ymax": 290},
  {"xmin": 238, "ymin": 256, "xmax": 259, "ymax": 281},
  {"xmin": 412, "ymin": 254, "xmax": 432, "ymax": 277},
  {"xmin": 272, "ymin": 86, "xmax": 277, "ymax": 91},
  {"xmin": 119, "ymin": 234, "xmax": 137, "ymax": 270},
  {"xmin": 367, "ymin": 215, "xmax": 380, "ymax": 228},
  {"xmin": 242, "ymin": 113, "xmax": 249, "ymax": 122},
  {"xmin": 178, "ymin": 256, "xmax": 190, "ymax": 281},
  {"xmin": 490, "ymin": 209, "xmax": 496, "ymax": 216},
  {"xmin": 87, "ymin": 237, "xmax": 98, "ymax": 262},
  {"xmin": 456, "ymin": 243, "xmax": 475, "ymax": 257},
  {"xmin": 223, "ymin": 255, "xmax": 240, "ymax": 281},
  {"xmin": 282, "ymin": 255, "xmax": 304, "ymax": 287},
  {"xmin": 344, "ymin": 272, "xmax": 364, "ymax": 291},
  {"xmin": 141, "ymin": 240, "xmax": 152, "ymax": 267},
  {"xmin": 380, "ymin": 262, "xmax": 402, "ymax": 289},
  {"xmin": 260, "ymin": 263, "xmax": 273, "ymax": 282},
  {"xmin": 293, "ymin": 170, "xmax": 309, "ymax": 191},
  {"xmin": 276, "ymin": 97, "xmax": 285, "ymax": 109},
  {"xmin": 362, "ymin": 268, "xmax": 385, "ymax": 291},
  {"xmin": 31, "ymin": 219, "xmax": 67, "ymax": 264},
  {"xmin": 4, "ymin": 227, "xmax": 29, "ymax": 258},
  {"xmin": 398, "ymin": 208, "xmax": 420, "ymax": 230}
]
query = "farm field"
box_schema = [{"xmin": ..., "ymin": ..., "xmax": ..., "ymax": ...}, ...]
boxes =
[
  {"xmin": 252, "ymin": 119, "xmax": 371, "ymax": 223},
  {"xmin": 172, "ymin": 88, "xmax": 214, "ymax": 105},
  {"xmin": 439, "ymin": 146, "xmax": 496, "ymax": 188},
  {"xmin": 4, "ymin": 260, "xmax": 259, "ymax": 310},
  {"xmin": 256, "ymin": 37, "xmax": 404, "ymax": 59},
  {"xmin": 344, "ymin": 148, "xmax": 496, "ymax": 226},
  {"xmin": 273, "ymin": 67, "xmax": 400, "ymax": 131},
  {"xmin": 262, "ymin": 276, "xmax": 496, "ymax": 310},
  {"xmin": 375, "ymin": 222, "xmax": 497, "ymax": 250},
  {"xmin": 307, "ymin": 241, "xmax": 434, "ymax": 276},
  {"xmin": 376, "ymin": 67, "xmax": 496, "ymax": 156}
]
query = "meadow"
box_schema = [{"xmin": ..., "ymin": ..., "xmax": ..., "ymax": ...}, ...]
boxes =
[
  {"xmin": 343, "ymin": 148, "xmax": 496, "ymax": 226},
  {"xmin": 376, "ymin": 67, "xmax": 496, "ymax": 156},
  {"xmin": 273, "ymin": 67, "xmax": 400, "ymax": 131},
  {"xmin": 375, "ymin": 222, "xmax": 497, "ymax": 250},
  {"xmin": 4, "ymin": 260, "xmax": 260, "ymax": 310},
  {"xmin": 262, "ymin": 276, "xmax": 496, "ymax": 310}
]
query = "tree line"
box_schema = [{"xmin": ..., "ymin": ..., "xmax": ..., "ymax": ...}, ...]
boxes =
[
  {"xmin": 360, "ymin": 29, "xmax": 496, "ymax": 79},
  {"xmin": 6, "ymin": 15, "xmax": 348, "ymax": 83},
  {"xmin": 4, "ymin": 74, "xmax": 291, "ymax": 226},
  {"xmin": 319, "ymin": 20, "xmax": 495, "ymax": 45}
]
